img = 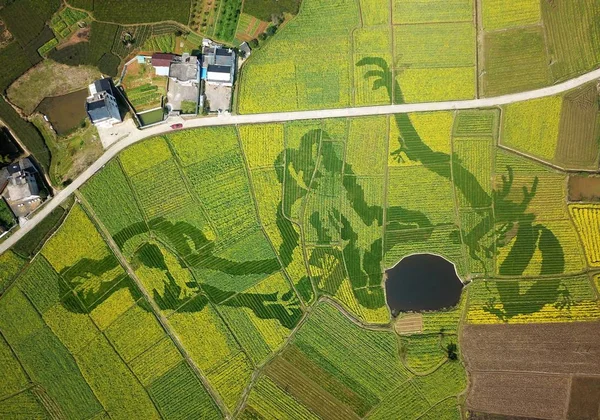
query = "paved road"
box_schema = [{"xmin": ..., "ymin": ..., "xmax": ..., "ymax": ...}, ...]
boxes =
[{"xmin": 1, "ymin": 68, "xmax": 600, "ymax": 255}]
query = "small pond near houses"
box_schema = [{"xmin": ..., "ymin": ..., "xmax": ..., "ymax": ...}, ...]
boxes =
[
  {"xmin": 35, "ymin": 88, "xmax": 88, "ymax": 135},
  {"xmin": 385, "ymin": 254, "xmax": 463, "ymax": 315}
]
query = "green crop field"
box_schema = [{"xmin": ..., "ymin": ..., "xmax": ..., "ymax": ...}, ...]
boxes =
[
  {"xmin": 1, "ymin": 1, "xmax": 600, "ymax": 418},
  {"xmin": 3, "ymin": 89, "xmax": 599, "ymax": 416}
]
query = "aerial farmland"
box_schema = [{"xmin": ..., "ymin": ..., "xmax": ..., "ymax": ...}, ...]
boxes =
[{"xmin": 0, "ymin": 0, "xmax": 599, "ymax": 419}]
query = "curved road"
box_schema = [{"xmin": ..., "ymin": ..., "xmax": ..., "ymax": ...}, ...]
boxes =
[{"xmin": 1, "ymin": 68, "xmax": 600, "ymax": 255}]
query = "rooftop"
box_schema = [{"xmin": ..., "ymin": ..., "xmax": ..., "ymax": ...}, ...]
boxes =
[
  {"xmin": 169, "ymin": 54, "xmax": 199, "ymax": 82},
  {"xmin": 151, "ymin": 53, "xmax": 176, "ymax": 68}
]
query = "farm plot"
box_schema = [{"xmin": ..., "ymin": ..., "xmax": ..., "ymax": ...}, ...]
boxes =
[
  {"xmin": 0, "ymin": 251, "xmax": 25, "ymax": 291},
  {"xmin": 393, "ymin": 0, "xmax": 473, "ymax": 24},
  {"xmin": 463, "ymin": 321, "xmax": 600, "ymax": 419},
  {"xmin": 237, "ymin": 0, "xmax": 359, "ymax": 113},
  {"xmin": 353, "ymin": 27, "xmax": 392, "ymax": 106},
  {"xmin": 346, "ymin": 116, "xmax": 386, "ymax": 175},
  {"xmin": 215, "ymin": 271, "xmax": 301, "ymax": 365},
  {"xmin": 213, "ymin": 0, "xmax": 243, "ymax": 43},
  {"xmin": 467, "ymin": 372, "xmax": 570, "ymax": 420},
  {"xmin": 166, "ymin": 295, "xmax": 253, "ymax": 411},
  {"xmin": 50, "ymin": 7, "xmax": 89, "ymax": 40},
  {"xmin": 467, "ymin": 275, "xmax": 600, "ymax": 324},
  {"xmin": 393, "ymin": 21, "xmax": 476, "ymax": 103},
  {"xmin": 387, "ymin": 165, "xmax": 457, "ymax": 226},
  {"xmin": 481, "ymin": 0, "xmax": 540, "ymax": 30},
  {"xmin": 82, "ymin": 0, "xmax": 190, "ymax": 24},
  {"xmin": 500, "ymin": 95, "xmax": 562, "ymax": 161},
  {"xmin": 0, "ymin": 285, "xmax": 103, "ymax": 419},
  {"xmin": 569, "ymin": 204, "xmax": 600, "ymax": 267},
  {"xmin": 239, "ymin": 123, "xmax": 285, "ymax": 169},
  {"xmin": 81, "ymin": 160, "xmax": 146, "ymax": 240},
  {"xmin": 122, "ymin": 61, "xmax": 167, "ymax": 112},
  {"xmin": 453, "ymin": 138, "xmax": 493, "ymax": 209},
  {"xmin": 359, "ymin": 0, "xmax": 389, "ymax": 26},
  {"xmin": 542, "ymin": 0, "xmax": 600, "ymax": 82},
  {"xmin": 483, "ymin": 25, "xmax": 550, "ymax": 96},
  {"xmin": 554, "ymin": 84, "xmax": 600, "ymax": 169},
  {"xmin": 249, "ymin": 302, "xmax": 467, "ymax": 418}
]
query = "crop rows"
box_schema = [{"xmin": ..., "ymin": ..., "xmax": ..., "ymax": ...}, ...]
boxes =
[
  {"xmin": 482, "ymin": 0, "xmax": 540, "ymax": 30},
  {"xmin": 369, "ymin": 380, "xmax": 430, "ymax": 419},
  {"xmin": 453, "ymin": 138, "xmax": 493, "ymax": 208},
  {"xmin": 293, "ymin": 303, "xmax": 410, "ymax": 399},
  {"xmin": 387, "ymin": 165, "xmax": 457, "ymax": 225},
  {"xmin": 393, "ymin": 0, "xmax": 472, "ymax": 24},
  {"xmin": 569, "ymin": 204, "xmax": 600, "ymax": 266},
  {"xmin": 147, "ymin": 362, "xmax": 221, "ymax": 419},
  {"xmin": 237, "ymin": 0, "xmax": 358, "ymax": 113},
  {"xmin": 555, "ymin": 84, "xmax": 600, "ymax": 169},
  {"xmin": 239, "ymin": 124, "xmax": 285, "ymax": 169},
  {"xmin": 242, "ymin": 375, "xmax": 320, "ymax": 419},
  {"xmin": 483, "ymin": 26, "xmax": 550, "ymax": 96},
  {"xmin": 453, "ymin": 109, "xmax": 499, "ymax": 139},
  {"xmin": 467, "ymin": 275, "xmax": 600, "ymax": 324},
  {"xmin": 542, "ymin": 0, "xmax": 600, "ymax": 81},
  {"xmin": 81, "ymin": 160, "xmax": 146, "ymax": 238},
  {"xmin": 400, "ymin": 334, "xmax": 446, "ymax": 373},
  {"xmin": 346, "ymin": 116, "xmax": 386, "ymax": 176},
  {"xmin": 143, "ymin": 33, "xmax": 176, "ymax": 53},
  {"xmin": 501, "ymin": 96, "xmax": 563, "ymax": 161}
]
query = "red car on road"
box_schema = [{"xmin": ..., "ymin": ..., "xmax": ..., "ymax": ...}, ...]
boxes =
[{"xmin": 170, "ymin": 123, "xmax": 183, "ymax": 129}]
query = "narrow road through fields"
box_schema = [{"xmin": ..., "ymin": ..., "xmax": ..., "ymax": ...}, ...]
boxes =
[{"xmin": 1, "ymin": 67, "xmax": 600, "ymax": 255}]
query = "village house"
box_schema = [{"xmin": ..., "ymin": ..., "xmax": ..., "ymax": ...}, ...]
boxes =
[
  {"xmin": 0, "ymin": 158, "xmax": 42, "ymax": 221},
  {"xmin": 86, "ymin": 78, "xmax": 122, "ymax": 128},
  {"xmin": 150, "ymin": 53, "xmax": 175, "ymax": 76},
  {"xmin": 149, "ymin": 52, "xmax": 201, "ymax": 115},
  {"xmin": 202, "ymin": 45, "xmax": 236, "ymax": 86},
  {"xmin": 201, "ymin": 42, "xmax": 236, "ymax": 112}
]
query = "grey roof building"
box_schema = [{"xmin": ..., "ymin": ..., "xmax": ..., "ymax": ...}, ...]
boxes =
[
  {"xmin": 1, "ymin": 158, "xmax": 41, "ymax": 220},
  {"xmin": 202, "ymin": 46, "xmax": 236, "ymax": 86},
  {"xmin": 86, "ymin": 78, "xmax": 122, "ymax": 128},
  {"xmin": 169, "ymin": 53, "xmax": 200, "ymax": 85}
]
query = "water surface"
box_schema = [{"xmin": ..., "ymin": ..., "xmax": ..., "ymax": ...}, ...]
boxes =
[{"xmin": 385, "ymin": 254, "xmax": 463, "ymax": 315}]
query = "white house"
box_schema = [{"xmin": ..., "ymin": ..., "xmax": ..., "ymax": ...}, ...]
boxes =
[
  {"xmin": 151, "ymin": 53, "xmax": 176, "ymax": 76},
  {"xmin": 86, "ymin": 79, "xmax": 122, "ymax": 128}
]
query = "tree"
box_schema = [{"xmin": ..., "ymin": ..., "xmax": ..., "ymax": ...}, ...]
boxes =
[{"xmin": 446, "ymin": 342, "xmax": 458, "ymax": 360}]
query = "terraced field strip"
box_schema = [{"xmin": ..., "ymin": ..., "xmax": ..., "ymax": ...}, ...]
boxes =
[{"xmin": 74, "ymin": 192, "xmax": 228, "ymax": 418}]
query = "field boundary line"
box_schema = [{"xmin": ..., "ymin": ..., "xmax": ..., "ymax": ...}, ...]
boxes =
[
  {"xmin": 75, "ymin": 191, "xmax": 231, "ymax": 419},
  {"xmin": 3, "ymin": 67, "xmax": 600, "ymax": 256}
]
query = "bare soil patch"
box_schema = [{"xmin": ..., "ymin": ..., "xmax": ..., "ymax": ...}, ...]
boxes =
[
  {"xmin": 568, "ymin": 176, "xmax": 600, "ymax": 202},
  {"xmin": 463, "ymin": 322, "xmax": 600, "ymax": 419},
  {"xmin": 567, "ymin": 376, "xmax": 600, "ymax": 420},
  {"xmin": 57, "ymin": 27, "xmax": 91, "ymax": 50},
  {"xmin": 462, "ymin": 322, "xmax": 600, "ymax": 375},
  {"xmin": 395, "ymin": 313, "xmax": 423, "ymax": 334},
  {"xmin": 467, "ymin": 372, "xmax": 569, "ymax": 420},
  {"xmin": 0, "ymin": 20, "xmax": 13, "ymax": 48},
  {"xmin": 468, "ymin": 412, "xmax": 543, "ymax": 419}
]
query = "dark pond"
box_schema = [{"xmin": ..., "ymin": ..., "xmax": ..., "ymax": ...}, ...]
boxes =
[
  {"xmin": 0, "ymin": 127, "xmax": 22, "ymax": 160},
  {"xmin": 385, "ymin": 254, "xmax": 463, "ymax": 315},
  {"xmin": 35, "ymin": 88, "xmax": 88, "ymax": 135}
]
